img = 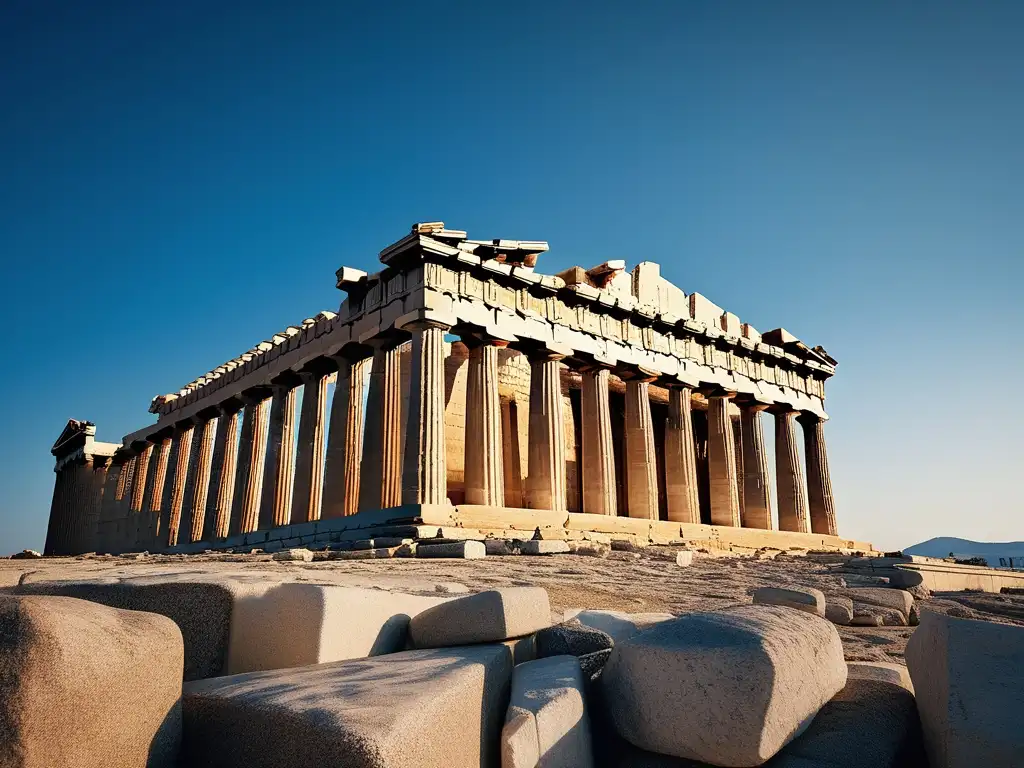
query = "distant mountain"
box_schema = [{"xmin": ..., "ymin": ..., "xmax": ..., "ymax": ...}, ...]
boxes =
[{"xmin": 903, "ymin": 537, "xmax": 1024, "ymax": 558}]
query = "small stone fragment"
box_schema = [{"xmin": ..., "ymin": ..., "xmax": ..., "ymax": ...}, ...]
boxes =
[
  {"xmin": 535, "ymin": 620, "xmax": 614, "ymax": 659},
  {"xmin": 847, "ymin": 661, "xmax": 914, "ymax": 693},
  {"xmin": 675, "ymin": 550, "xmax": 694, "ymax": 567},
  {"xmin": 567, "ymin": 541, "xmax": 610, "ymax": 558},
  {"xmin": 272, "ymin": 548, "xmax": 313, "ymax": 562}
]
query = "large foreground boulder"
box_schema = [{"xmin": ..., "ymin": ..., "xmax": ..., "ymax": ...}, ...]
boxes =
[
  {"xmin": 17, "ymin": 576, "xmax": 444, "ymax": 680},
  {"xmin": 411, "ymin": 587, "xmax": 551, "ymax": 648},
  {"xmin": 906, "ymin": 609, "xmax": 1024, "ymax": 767},
  {"xmin": 0, "ymin": 594, "xmax": 183, "ymax": 768},
  {"xmin": 502, "ymin": 655, "xmax": 593, "ymax": 768},
  {"xmin": 601, "ymin": 605, "xmax": 847, "ymax": 766},
  {"xmin": 181, "ymin": 644, "xmax": 513, "ymax": 767}
]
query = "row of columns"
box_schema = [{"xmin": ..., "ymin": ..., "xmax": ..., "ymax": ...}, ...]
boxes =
[{"xmin": 94, "ymin": 320, "xmax": 835, "ymax": 553}]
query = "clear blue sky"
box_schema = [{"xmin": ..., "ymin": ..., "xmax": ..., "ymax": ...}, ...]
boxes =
[{"xmin": 1, "ymin": 1, "xmax": 1021, "ymax": 553}]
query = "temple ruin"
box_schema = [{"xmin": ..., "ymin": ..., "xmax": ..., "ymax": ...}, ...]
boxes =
[{"xmin": 45, "ymin": 222, "xmax": 869, "ymax": 556}]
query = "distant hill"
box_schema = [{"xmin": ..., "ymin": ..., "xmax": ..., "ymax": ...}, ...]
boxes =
[{"xmin": 903, "ymin": 537, "xmax": 1024, "ymax": 558}]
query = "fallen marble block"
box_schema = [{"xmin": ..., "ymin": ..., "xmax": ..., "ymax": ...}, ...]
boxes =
[
  {"xmin": 752, "ymin": 586, "xmax": 826, "ymax": 617},
  {"xmin": 824, "ymin": 596, "xmax": 853, "ymax": 625},
  {"xmin": 0, "ymin": 594, "xmax": 183, "ymax": 768},
  {"xmin": 411, "ymin": 587, "xmax": 551, "ymax": 648},
  {"xmin": 181, "ymin": 645, "xmax": 514, "ymax": 768},
  {"xmin": 601, "ymin": 605, "xmax": 847, "ymax": 766},
  {"xmin": 906, "ymin": 609, "xmax": 1024, "ymax": 768},
  {"xmin": 536, "ymin": 619, "xmax": 614, "ymax": 659},
  {"xmin": 520, "ymin": 539, "xmax": 570, "ymax": 555},
  {"xmin": 567, "ymin": 541, "xmax": 611, "ymax": 558},
  {"xmin": 675, "ymin": 551, "xmax": 694, "ymax": 567},
  {"xmin": 846, "ymin": 661, "xmax": 914, "ymax": 693},
  {"xmin": 845, "ymin": 587, "xmax": 913, "ymax": 620},
  {"xmin": 417, "ymin": 540, "xmax": 487, "ymax": 559},
  {"xmin": 852, "ymin": 604, "xmax": 907, "ymax": 627},
  {"xmin": 17, "ymin": 576, "xmax": 444, "ymax": 680},
  {"xmin": 849, "ymin": 614, "xmax": 883, "ymax": 627},
  {"xmin": 563, "ymin": 609, "xmax": 674, "ymax": 643},
  {"xmin": 272, "ymin": 547, "xmax": 313, "ymax": 562},
  {"xmin": 502, "ymin": 655, "xmax": 594, "ymax": 768}
]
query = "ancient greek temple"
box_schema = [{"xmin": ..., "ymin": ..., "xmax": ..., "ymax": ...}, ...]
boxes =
[{"xmin": 45, "ymin": 223, "xmax": 864, "ymax": 557}]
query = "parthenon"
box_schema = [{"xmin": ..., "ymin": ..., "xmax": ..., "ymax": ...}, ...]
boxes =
[{"xmin": 45, "ymin": 222, "xmax": 861, "ymax": 556}]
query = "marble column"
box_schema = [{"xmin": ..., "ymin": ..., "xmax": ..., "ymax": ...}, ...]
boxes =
[
  {"xmin": 96, "ymin": 462, "xmax": 123, "ymax": 553},
  {"xmin": 165, "ymin": 422, "xmax": 195, "ymax": 547},
  {"xmin": 665, "ymin": 386, "xmax": 701, "ymax": 524},
  {"xmin": 143, "ymin": 438, "xmax": 171, "ymax": 547},
  {"xmin": 774, "ymin": 409, "xmax": 810, "ymax": 533},
  {"xmin": 115, "ymin": 455, "xmax": 137, "ymax": 551},
  {"xmin": 402, "ymin": 320, "xmax": 449, "ymax": 505},
  {"xmin": 205, "ymin": 402, "xmax": 241, "ymax": 540},
  {"xmin": 130, "ymin": 444, "xmax": 153, "ymax": 514},
  {"xmin": 359, "ymin": 343, "xmax": 403, "ymax": 511},
  {"xmin": 799, "ymin": 413, "xmax": 838, "ymax": 536},
  {"xmin": 526, "ymin": 352, "xmax": 567, "ymax": 512},
  {"xmin": 259, "ymin": 381, "xmax": 298, "ymax": 530},
  {"xmin": 291, "ymin": 368, "xmax": 329, "ymax": 523},
  {"xmin": 624, "ymin": 377, "xmax": 659, "ymax": 520},
  {"xmin": 464, "ymin": 339, "xmax": 505, "ymax": 507},
  {"xmin": 739, "ymin": 404, "xmax": 772, "ymax": 530},
  {"xmin": 706, "ymin": 393, "xmax": 741, "ymax": 527},
  {"xmin": 178, "ymin": 415, "xmax": 216, "ymax": 544},
  {"xmin": 580, "ymin": 368, "xmax": 617, "ymax": 516},
  {"xmin": 231, "ymin": 392, "xmax": 271, "ymax": 535},
  {"xmin": 323, "ymin": 355, "xmax": 367, "ymax": 518},
  {"xmin": 732, "ymin": 415, "xmax": 745, "ymax": 522},
  {"xmin": 501, "ymin": 399, "xmax": 525, "ymax": 508}
]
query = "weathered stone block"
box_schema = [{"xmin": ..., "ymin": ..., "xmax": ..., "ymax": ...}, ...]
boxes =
[
  {"xmin": 536, "ymin": 620, "xmax": 614, "ymax": 659},
  {"xmin": 502, "ymin": 655, "xmax": 594, "ymax": 768},
  {"xmin": 752, "ymin": 586, "xmax": 826, "ymax": 617},
  {"xmin": 0, "ymin": 595, "xmax": 182, "ymax": 768},
  {"xmin": 906, "ymin": 609, "xmax": 1024, "ymax": 767},
  {"xmin": 417, "ymin": 540, "xmax": 486, "ymax": 559},
  {"xmin": 824, "ymin": 596, "xmax": 853, "ymax": 626},
  {"xmin": 181, "ymin": 645, "xmax": 513, "ymax": 768},
  {"xmin": 846, "ymin": 661, "xmax": 914, "ymax": 693},
  {"xmin": 852, "ymin": 604, "xmax": 907, "ymax": 627},
  {"xmin": 271, "ymin": 547, "xmax": 313, "ymax": 562},
  {"xmin": 601, "ymin": 605, "xmax": 847, "ymax": 765},
  {"xmin": 411, "ymin": 587, "xmax": 551, "ymax": 648},
  {"xmin": 520, "ymin": 539, "xmax": 570, "ymax": 555},
  {"xmin": 845, "ymin": 587, "xmax": 913, "ymax": 620},
  {"xmin": 563, "ymin": 609, "xmax": 673, "ymax": 643},
  {"xmin": 675, "ymin": 550, "xmax": 694, "ymax": 567}
]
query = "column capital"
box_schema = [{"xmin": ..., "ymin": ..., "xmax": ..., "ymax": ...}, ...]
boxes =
[
  {"xmin": 396, "ymin": 308, "xmax": 455, "ymax": 333},
  {"xmin": 460, "ymin": 331, "xmax": 512, "ymax": 349},
  {"xmin": 524, "ymin": 342, "xmax": 573, "ymax": 363},
  {"xmin": 239, "ymin": 385, "xmax": 273, "ymax": 405},
  {"xmin": 701, "ymin": 387, "xmax": 737, "ymax": 400},
  {"xmin": 796, "ymin": 411, "xmax": 825, "ymax": 426},
  {"xmin": 216, "ymin": 396, "xmax": 244, "ymax": 415},
  {"xmin": 620, "ymin": 365, "xmax": 660, "ymax": 384},
  {"xmin": 737, "ymin": 401, "xmax": 772, "ymax": 413}
]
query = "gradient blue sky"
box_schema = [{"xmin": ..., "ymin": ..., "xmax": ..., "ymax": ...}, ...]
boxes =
[{"xmin": 2, "ymin": 1, "xmax": 1021, "ymax": 553}]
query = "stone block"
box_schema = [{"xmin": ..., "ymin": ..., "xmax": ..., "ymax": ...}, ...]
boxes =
[
  {"xmin": 675, "ymin": 550, "xmax": 694, "ymax": 567},
  {"xmin": 847, "ymin": 661, "xmax": 914, "ymax": 693},
  {"xmin": 567, "ymin": 541, "xmax": 610, "ymax": 558},
  {"xmin": 411, "ymin": 587, "xmax": 552, "ymax": 648},
  {"xmin": 417, "ymin": 540, "xmax": 486, "ymax": 559},
  {"xmin": 181, "ymin": 645, "xmax": 513, "ymax": 768},
  {"xmin": 850, "ymin": 614, "xmax": 883, "ymax": 627},
  {"xmin": 520, "ymin": 539, "xmax": 570, "ymax": 555},
  {"xmin": 502, "ymin": 656, "xmax": 594, "ymax": 768},
  {"xmin": 536, "ymin": 620, "xmax": 614, "ymax": 659},
  {"xmin": 852, "ymin": 604, "xmax": 907, "ymax": 627},
  {"xmin": 225, "ymin": 583, "xmax": 446, "ymax": 674},
  {"xmin": 601, "ymin": 605, "xmax": 847, "ymax": 765},
  {"xmin": 752, "ymin": 586, "xmax": 826, "ymax": 617},
  {"xmin": 824, "ymin": 596, "xmax": 853, "ymax": 626},
  {"xmin": 0, "ymin": 595, "xmax": 182, "ymax": 768},
  {"xmin": 906, "ymin": 609, "xmax": 1024, "ymax": 768},
  {"xmin": 562, "ymin": 609, "xmax": 674, "ymax": 643},
  {"xmin": 845, "ymin": 587, "xmax": 913, "ymax": 620},
  {"xmin": 272, "ymin": 548, "xmax": 313, "ymax": 562}
]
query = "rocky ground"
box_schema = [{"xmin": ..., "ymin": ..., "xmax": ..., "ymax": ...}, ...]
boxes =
[{"xmin": 5, "ymin": 547, "xmax": 1023, "ymax": 666}]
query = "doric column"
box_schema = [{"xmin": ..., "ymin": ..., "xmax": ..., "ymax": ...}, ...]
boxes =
[
  {"xmin": 706, "ymin": 393, "xmax": 741, "ymax": 527},
  {"xmin": 774, "ymin": 409, "xmax": 810, "ymax": 533},
  {"xmin": 204, "ymin": 402, "xmax": 241, "ymax": 541},
  {"xmin": 259, "ymin": 380, "xmax": 299, "ymax": 530},
  {"xmin": 130, "ymin": 444, "xmax": 153, "ymax": 514},
  {"xmin": 230, "ymin": 392, "xmax": 271, "ymax": 535},
  {"xmin": 732, "ymin": 415, "xmax": 745, "ymax": 522},
  {"xmin": 624, "ymin": 376, "xmax": 659, "ymax": 520},
  {"xmin": 402, "ymin": 319, "xmax": 450, "ymax": 505},
  {"xmin": 665, "ymin": 386, "xmax": 701, "ymax": 524},
  {"xmin": 739, "ymin": 404, "xmax": 773, "ymax": 530},
  {"xmin": 799, "ymin": 413, "xmax": 838, "ymax": 536},
  {"xmin": 464, "ymin": 338, "xmax": 505, "ymax": 506},
  {"xmin": 143, "ymin": 437, "xmax": 171, "ymax": 547},
  {"xmin": 114, "ymin": 454, "xmax": 137, "ymax": 551},
  {"xmin": 291, "ymin": 368, "xmax": 330, "ymax": 523},
  {"xmin": 526, "ymin": 351, "xmax": 567, "ymax": 512},
  {"xmin": 178, "ymin": 415, "xmax": 216, "ymax": 544},
  {"xmin": 359, "ymin": 342, "xmax": 403, "ymax": 511},
  {"xmin": 580, "ymin": 368, "xmax": 617, "ymax": 516},
  {"xmin": 96, "ymin": 461, "xmax": 123, "ymax": 553},
  {"xmin": 164, "ymin": 422, "xmax": 195, "ymax": 547},
  {"xmin": 323, "ymin": 355, "xmax": 368, "ymax": 518}
]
